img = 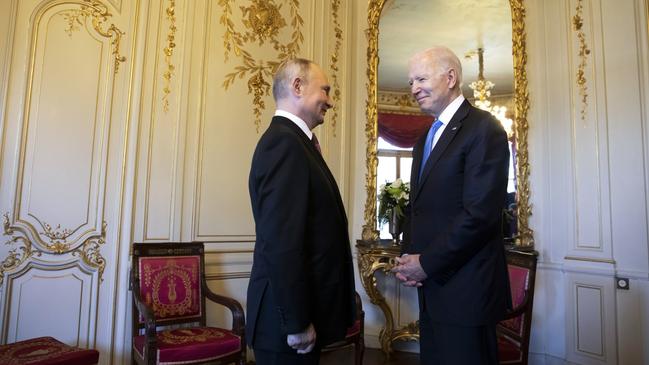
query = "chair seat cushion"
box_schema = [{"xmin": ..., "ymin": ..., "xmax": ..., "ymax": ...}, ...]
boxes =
[
  {"xmin": 133, "ymin": 327, "xmax": 241, "ymax": 365},
  {"xmin": 345, "ymin": 319, "xmax": 361, "ymax": 337},
  {"xmin": 498, "ymin": 335, "xmax": 522, "ymax": 363},
  {"xmin": 0, "ymin": 336, "xmax": 99, "ymax": 365}
]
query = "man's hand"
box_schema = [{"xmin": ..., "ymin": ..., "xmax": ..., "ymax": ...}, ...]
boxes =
[
  {"xmin": 287, "ymin": 323, "xmax": 316, "ymax": 354},
  {"xmin": 392, "ymin": 254, "xmax": 426, "ymax": 287}
]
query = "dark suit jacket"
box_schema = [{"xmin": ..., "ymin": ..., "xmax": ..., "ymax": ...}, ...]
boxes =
[
  {"xmin": 246, "ymin": 116, "xmax": 356, "ymax": 352},
  {"xmin": 406, "ymin": 99, "xmax": 511, "ymax": 326}
]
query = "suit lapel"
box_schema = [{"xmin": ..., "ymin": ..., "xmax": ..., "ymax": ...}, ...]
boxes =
[{"xmin": 414, "ymin": 100, "xmax": 470, "ymax": 200}]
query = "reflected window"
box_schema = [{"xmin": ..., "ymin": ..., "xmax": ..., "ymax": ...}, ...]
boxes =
[{"xmin": 377, "ymin": 137, "xmax": 413, "ymax": 239}]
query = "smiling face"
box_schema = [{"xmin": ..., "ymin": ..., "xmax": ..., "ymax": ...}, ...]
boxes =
[
  {"xmin": 408, "ymin": 49, "xmax": 460, "ymax": 117},
  {"xmin": 297, "ymin": 64, "xmax": 332, "ymax": 129}
]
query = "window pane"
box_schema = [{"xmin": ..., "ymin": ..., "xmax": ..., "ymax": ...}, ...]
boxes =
[
  {"xmin": 378, "ymin": 137, "xmax": 412, "ymax": 151},
  {"xmin": 400, "ymin": 157, "xmax": 413, "ymax": 184},
  {"xmin": 377, "ymin": 156, "xmax": 397, "ymax": 187}
]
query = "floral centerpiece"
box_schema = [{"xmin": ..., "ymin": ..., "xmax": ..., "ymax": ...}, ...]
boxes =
[{"xmin": 378, "ymin": 178, "xmax": 410, "ymax": 229}]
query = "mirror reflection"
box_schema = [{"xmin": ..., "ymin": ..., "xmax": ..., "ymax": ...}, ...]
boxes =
[{"xmin": 376, "ymin": 0, "xmax": 517, "ymax": 241}]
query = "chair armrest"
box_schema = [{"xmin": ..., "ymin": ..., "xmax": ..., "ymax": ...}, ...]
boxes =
[
  {"xmin": 132, "ymin": 288, "xmax": 158, "ymax": 342},
  {"xmin": 203, "ymin": 284, "xmax": 245, "ymax": 336}
]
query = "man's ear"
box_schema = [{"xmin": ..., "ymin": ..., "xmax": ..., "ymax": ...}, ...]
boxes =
[
  {"xmin": 291, "ymin": 77, "xmax": 303, "ymax": 96},
  {"xmin": 447, "ymin": 68, "xmax": 458, "ymax": 89}
]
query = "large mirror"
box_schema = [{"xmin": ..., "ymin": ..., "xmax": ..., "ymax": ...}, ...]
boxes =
[{"xmin": 361, "ymin": 0, "xmax": 533, "ymax": 247}]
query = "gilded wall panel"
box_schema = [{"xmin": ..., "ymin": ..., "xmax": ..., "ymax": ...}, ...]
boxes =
[
  {"xmin": 565, "ymin": 0, "xmax": 613, "ymax": 257},
  {"xmin": 1, "ymin": 262, "xmax": 97, "ymax": 345},
  {"xmin": 3, "ymin": 1, "xmax": 124, "ymax": 255},
  {"xmin": 0, "ymin": 0, "xmax": 135, "ymax": 361},
  {"xmin": 134, "ymin": 0, "xmax": 190, "ymax": 242},
  {"xmin": 192, "ymin": 0, "xmax": 314, "ymax": 242}
]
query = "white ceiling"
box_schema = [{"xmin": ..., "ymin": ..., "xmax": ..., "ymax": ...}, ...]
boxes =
[{"xmin": 378, "ymin": 0, "xmax": 514, "ymax": 97}]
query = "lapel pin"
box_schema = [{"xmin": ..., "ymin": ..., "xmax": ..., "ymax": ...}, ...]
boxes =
[{"xmin": 452, "ymin": 126, "xmax": 458, "ymax": 131}]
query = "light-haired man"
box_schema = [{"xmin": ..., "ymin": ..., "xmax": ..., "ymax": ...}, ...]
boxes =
[{"xmin": 393, "ymin": 46, "xmax": 511, "ymax": 364}]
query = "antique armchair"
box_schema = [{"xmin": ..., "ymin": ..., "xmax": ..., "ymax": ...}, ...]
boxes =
[
  {"xmin": 130, "ymin": 242, "xmax": 246, "ymax": 365},
  {"xmin": 322, "ymin": 291, "xmax": 365, "ymax": 365},
  {"xmin": 497, "ymin": 248, "xmax": 538, "ymax": 365}
]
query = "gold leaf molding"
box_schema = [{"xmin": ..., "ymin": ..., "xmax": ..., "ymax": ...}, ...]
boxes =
[
  {"xmin": 329, "ymin": 0, "xmax": 343, "ymax": 136},
  {"xmin": 572, "ymin": 0, "xmax": 590, "ymax": 122},
  {"xmin": 162, "ymin": 0, "xmax": 177, "ymax": 113},
  {"xmin": 2, "ymin": 213, "xmax": 107, "ymax": 284},
  {"xmin": 219, "ymin": 0, "xmax": 304, "ymax": 132},
  {"xmin": 60, "ymin": 0, "xmax": 126, "ymax": 73}
]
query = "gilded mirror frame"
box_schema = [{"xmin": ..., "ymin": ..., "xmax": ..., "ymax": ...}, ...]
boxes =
[{"xmin": 361, "ymin": 0, "xmax": 533, "ymax": 247}]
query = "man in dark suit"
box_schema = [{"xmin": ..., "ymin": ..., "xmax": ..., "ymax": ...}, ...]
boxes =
[
  {"xmin": 246, "ymin": 58, "xmax": 356, "ymax": 365},
  {"xmin": 392, "ymin": 46, "xmax": 511, "ymax": 364}
]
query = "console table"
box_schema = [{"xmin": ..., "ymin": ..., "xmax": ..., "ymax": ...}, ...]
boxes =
[{"xmin": 356, "ymin": 239, "xmax": 419, "ymax": 354}]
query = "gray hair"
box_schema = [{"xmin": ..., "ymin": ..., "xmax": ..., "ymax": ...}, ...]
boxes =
[
  {"xmin": 411, "ymin": 46, "xmax": 463, "ymax": 87},
  {"xmin": 272, "ymin": 58, "xmax": 314, "ymax": 101}
]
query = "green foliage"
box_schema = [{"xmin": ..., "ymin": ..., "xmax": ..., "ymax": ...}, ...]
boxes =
[{"xmin": 377, "ymin": 178, "xmax": 410, "ymax": 226}]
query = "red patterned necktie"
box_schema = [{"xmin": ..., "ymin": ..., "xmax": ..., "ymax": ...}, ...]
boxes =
[{"xmin": 312, "ymin": 133, "xmax": 322, "ymax": 155}]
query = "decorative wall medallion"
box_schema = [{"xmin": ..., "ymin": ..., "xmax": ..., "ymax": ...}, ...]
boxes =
[
  {"xmin": 219, "ymin": 0, "xmax": 304, "ymax": 132},
  {"xmin": 572, "ymin": 0, "xmax": 590, "ymax": 122},
  {"xmin": 329, "ymin": 0, "xmax": 343, "ymax": 136},
  {"xmin": 59, "ymin": 0, "xmax": 126, "ymax": 73},
  {"xmin": 162, "ymin": 0, "xmax": 177, "ymax": 113}
]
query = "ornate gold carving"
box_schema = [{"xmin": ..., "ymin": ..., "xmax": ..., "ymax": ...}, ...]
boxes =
[
  {"xmin": 59, "ymin": 0, "xmax": 126, "ymax": 73},
  {"xmin": 357, "ymin": 241, "xmax": 418, "ymax": 354},
  {"xmin": 162, "ymin": 0, "xmax": 177, "ymax": 113},
  {"xmin": 1, "ymin": 214, "xmax": 107, "ymax": 283},
  {"xmin": 572, "ymin": 0, "xmax": 590, "ymax": 122},
  {"xmin": 329, "ymin": 0, "xmax": 343, "ymax": 136},
  {"xmin": 362, "ymin": 0, "xmax": 534, "ymax": 247},
  {"xmin": 1, "ymin": 213, "xmax": 41, "ymax": 286},
  {"xmin": 361, "ymin": 0, "xmax": 386, "ymax": 242},
  {"xmin": 40, "ymin": 222, "xmax": 73, "ymax": 241},
  {"xmin": 219, "ymin": 0, "xmax": 304, "ymax": 132},
  {"xmin": 510, "ymin": 0, "xmax": 533, "ymax": 246},
  {"xmin": 378, "ymin": 90, "xmax": 422, "ymax": 115},
  {"xmin": 73, "ymin": 221, "xmax": 107, "ymax": 281}
]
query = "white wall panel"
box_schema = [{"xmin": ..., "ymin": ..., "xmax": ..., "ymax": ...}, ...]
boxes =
[
  {"xmin": 566, "ymin": 272, "xmax": 616, "ymax": 364},
  {"xmin": 3, "ymin": 261, "xmax": 97, "ymax": 347}
]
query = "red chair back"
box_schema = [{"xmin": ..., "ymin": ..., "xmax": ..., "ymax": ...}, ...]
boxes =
[
  {"xmin": 137, "ymin": 255, "xmax": 202, "ymax": 324},
  {"xmin": 497, "ymin": 248, "xmax": 538, "ymax": 365}
]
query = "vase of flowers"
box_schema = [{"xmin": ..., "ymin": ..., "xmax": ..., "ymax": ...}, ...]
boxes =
[{"xmin": 378, "ymin": 178, "xmax": 410, "ymax": 245}]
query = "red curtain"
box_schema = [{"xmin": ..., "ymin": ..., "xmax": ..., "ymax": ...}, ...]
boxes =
[{"xmin": 378, "ymin": 112, "xmax": 433, "ymax": 148}]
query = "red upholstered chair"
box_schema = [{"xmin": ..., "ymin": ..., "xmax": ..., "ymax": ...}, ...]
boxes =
[
  {"xmin": 322, "ymin": 291, "xmax": 365, "ymax": 365},
  {"xmin": 130, "ymin": 242, "xmax": 246, "ymax": 365},
  {"xmin": 497, "ymin": 248, "xmax": 538, "ymax": 365},
  {"xmin": 0, "ymin": 336, "xmax": 99, "ymax": 365}
]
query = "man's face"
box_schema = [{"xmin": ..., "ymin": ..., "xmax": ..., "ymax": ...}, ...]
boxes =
[
  {"xmin": 408, "ymin": 55, "xmax": 453, "ymax": 117},
  {"xmin": 298, "ymin": 65, "xmax": 332, "ymax": 128}
]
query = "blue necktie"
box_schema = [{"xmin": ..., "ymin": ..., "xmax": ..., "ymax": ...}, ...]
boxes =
[{"xmin": 419, "ymin": 119, "xmax": 443, "ymax": 181}]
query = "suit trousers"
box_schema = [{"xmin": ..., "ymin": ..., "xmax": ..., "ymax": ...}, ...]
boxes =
[
  {"xmin": 253, "ymin": 348, "xmax": 321, "ymax": 365},
  {"xmin": 419, "ymin": 308, "xmax": 499, "ymax": 365}
]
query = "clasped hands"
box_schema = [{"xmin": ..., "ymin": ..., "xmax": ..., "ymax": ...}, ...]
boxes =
[
  {"xmin": 391, "ymin": 254, "xmax": 427, "ymax": 287},
  {"xmin": 287, "ymin": 323, "xmax": 316, "ymax": 354}
]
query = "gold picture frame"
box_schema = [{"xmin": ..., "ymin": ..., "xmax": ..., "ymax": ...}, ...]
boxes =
[{"xmin": 361, "ymin": 0, "xmax": 533, "ymax": 247}]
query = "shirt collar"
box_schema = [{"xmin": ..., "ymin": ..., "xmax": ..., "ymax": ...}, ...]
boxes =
[
  {"xmin": 275, "ymin": 109, "xmax": 313, "ymax": 139},
  {"xmin": 436, "ymin": 94, "xmax": 465, "ymax": 125}
]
